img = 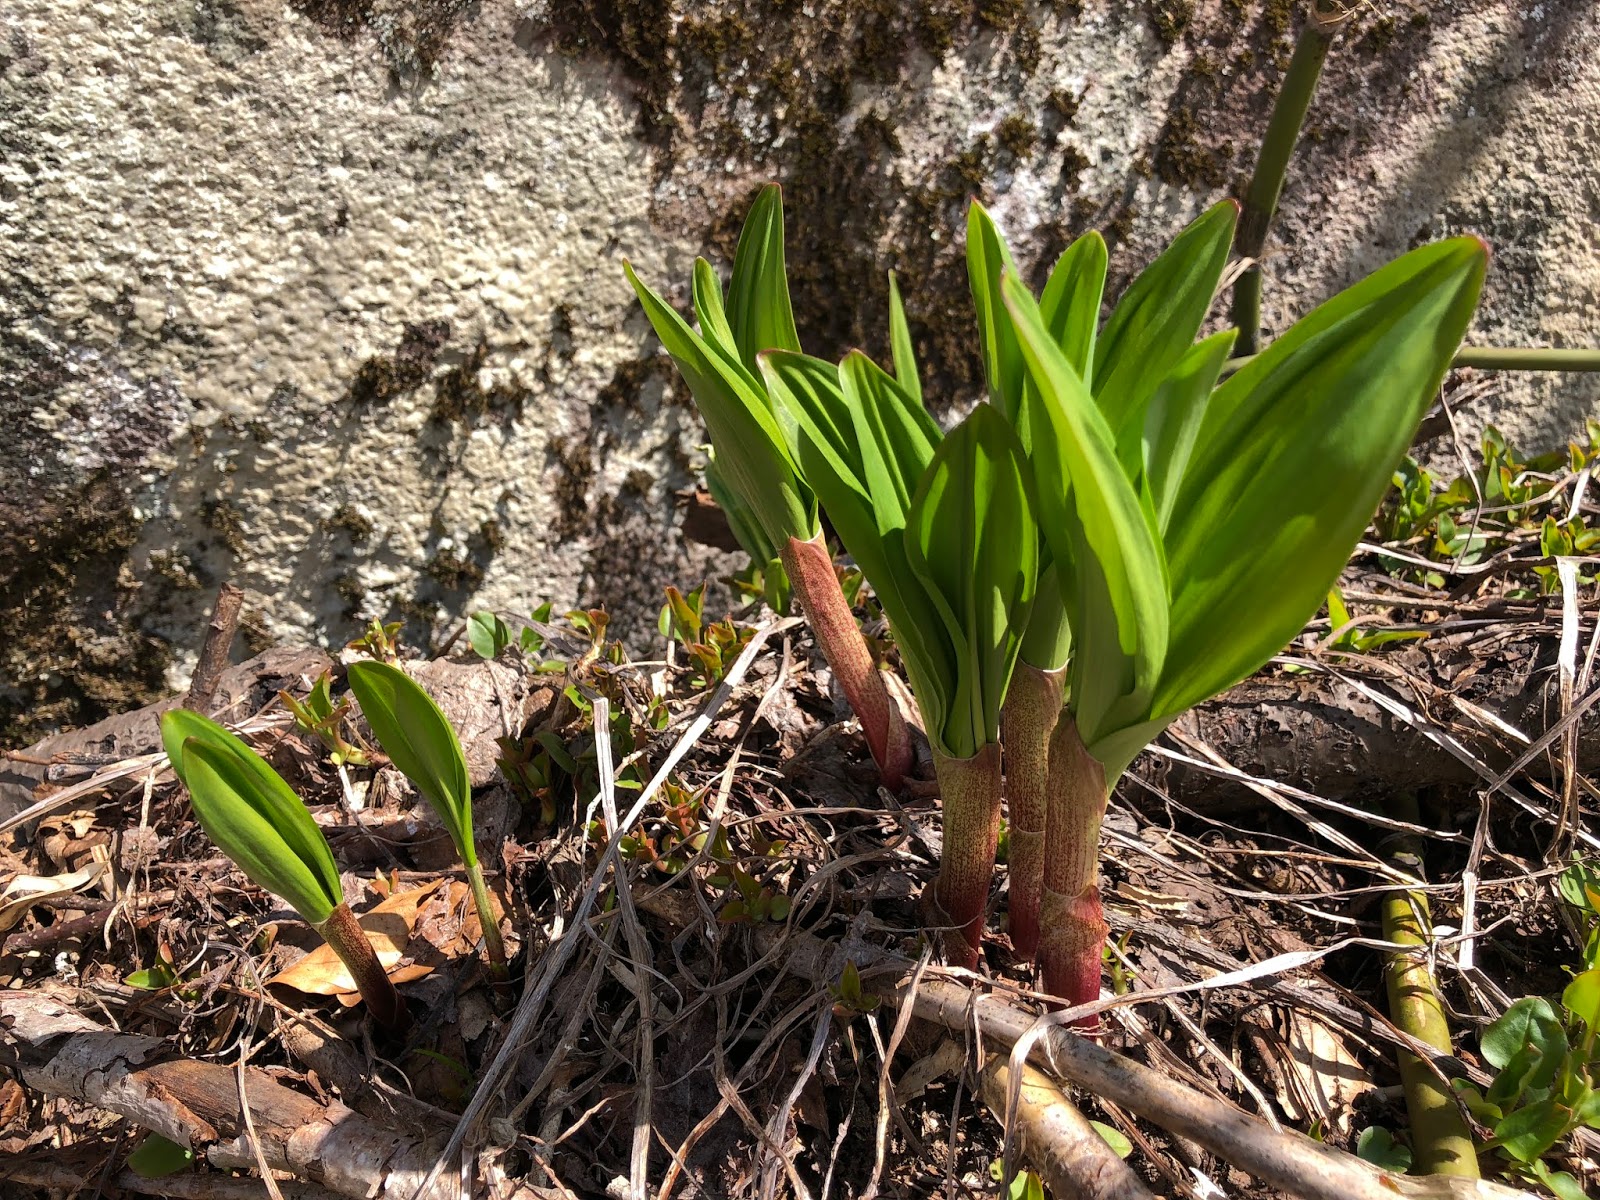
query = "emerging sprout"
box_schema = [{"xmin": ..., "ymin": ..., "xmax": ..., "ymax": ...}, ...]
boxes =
[
  {"xmin": 346, "ymin": 660, "xmax": 507, "ymax": 975},
  {"xmin": 159, "ymin": 709, "xmax": 407, "ymax": 1030}
]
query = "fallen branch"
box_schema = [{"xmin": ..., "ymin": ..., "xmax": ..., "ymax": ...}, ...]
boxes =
[
  {"xmin": 778, "ymin": 933, "xmax": 1532, "ymax": 1200},
  {"xmin": 0, "ymin": 990, "xmax": 457, "ymax": 1200},
  {"xmin": 978, "ymin": 1053, "xmax": 1154, "ymax": 1200}
]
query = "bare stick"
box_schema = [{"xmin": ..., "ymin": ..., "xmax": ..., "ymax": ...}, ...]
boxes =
[
  {"xmin": 185, "ymin": 582, "xmax": 246, "ymax": 713},
  {"xmin": 979, "ymin": 1054, "xmax": 1155, "ymax": 1200},
  {"xmin": 0, "ymin": 990, "xmax": 456, "ymax": 1200}
]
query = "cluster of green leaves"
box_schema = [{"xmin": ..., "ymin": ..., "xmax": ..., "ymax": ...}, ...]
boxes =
[
  {"xmin": 468, "ymin": 601, "xmax": 575, "ymax": 671},
  {"xmin": 280, "ymin": 670, "xmax": 369, "ymax": 766},
  {"xmin": 1440, "ymin": 859, "xmax": 1600, "ymax": 1198},
  {"xmin": 347, "ymin": 617, "xmax": 404, "ymax": 662},
  {"xmin": 762, "ymin": 348, "xmax": 1039, "ymax": 760},
  {"xmin": 626, "ymin": 186, "xmax": 818, "ymax": 554},
  {"xmin": 1376, "ymin": 422, "xmax": 1600, "ymax": 593},
  {"xmin": 966, "ymin": 200, "xmax": 1486, "ymax": 776},
  {"xmin": 658, "ymin": 583, "xmax": 755, "ymax": 685}
]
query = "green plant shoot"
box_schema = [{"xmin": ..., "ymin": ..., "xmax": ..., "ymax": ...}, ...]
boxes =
[
  {"xmin": 159, "ymin": 709, "xmax": 406, "ymax": 1030},
  {"xmin": 345, "ymin": 660, "xmax": 507, "ymax": 974}
]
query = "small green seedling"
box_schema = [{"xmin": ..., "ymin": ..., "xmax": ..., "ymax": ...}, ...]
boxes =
[
  {"xmin": 1323, "ymin": 587, "xmax": 1430, "ymax": 654},
  {"xmin": 347, "ymin": 617, "xmax": 404, "ymax": 662},
  {"xmin": 159, "ymin": 709, "xmax": 406, "ymax": 1030},
  {"xmin": 659, "ymin": 583, "xmax": 755, "ymax": 685},
  {"xmin": 280, "ymin": 670, "xmax": 369, "ymax": 766},
  {"xmin": 830, "ymin": 960, "xmax": 880, "ymax": 1015},
  {"xmin": 345, "ymin": 661, "xmax": 507, "ymax": 975},
  {"xmin": 468, "ymin": 611, "xmax": 513, "ymax": 659}
]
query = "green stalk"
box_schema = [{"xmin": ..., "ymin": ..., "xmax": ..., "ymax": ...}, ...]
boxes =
[
  {"xmin": 1000, "ymin": 659, "xmax": 1066, "ymax": 962},
  {"xmin": 315, "ymin": 902, "xmax": 408, "ymax": 1032},
  {"xmin": 781, "ymin": 532, "xmax": 912, "ymax": 789},
  {"xmin": 1037, "ymin": 716, "xmax": 1109, "ymax": 1027},
  {"xmin": 1230, "ymin": 4, "xmax": 1340, "ymax": 356},
  {"xmin": 466, "ymin": 862, "xmax": 507, "ymax": 977},
  {"xmin": 930, "ymin": 743, "xmax": 1004, "ymax": 968},
  {"xmin": 1451, "ymin": 346, "xmax": 1600, "ymax": 372},
  {"xmin": 1223, "ymin": 344, "xmax": 1600, "ymax": 377},
  {"xmin": 1381, "ymin": 797, "xmax": 1479, "ymax": 1179}
]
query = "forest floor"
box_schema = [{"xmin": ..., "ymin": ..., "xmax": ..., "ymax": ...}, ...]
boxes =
[{"xmin": 1, "ymin": 415, "xmax": 1597, "ymax": 1200}]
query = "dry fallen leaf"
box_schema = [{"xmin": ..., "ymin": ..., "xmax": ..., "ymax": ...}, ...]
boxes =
[
  {"xmin": 268, "ymin": 881, "xmax": 442, "ymax": 997},
  {"xmin": 0, "ymin": 862, "xmax": 108, "ymax": 934}
]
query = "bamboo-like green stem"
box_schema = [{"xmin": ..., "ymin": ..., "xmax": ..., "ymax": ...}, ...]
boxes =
[
  {"xmin": 315, "ymin": 902, "xmax": 408, "ymax": 1032},
  {"xmin": 1381, "ymin": 798, "xmax": 1479, "ymax": 1179},
  {"xmin": 1000, "ymin": 662, "xmax": 1066, "ymax": 962},
  {"xmin": 930, "ymin": 743, "xmax": 1004, "ymax": 968},
  {"xmin": 1037, "ymin": 716, "xmax": 1109, "ymax": 1027},
  {"xmin": 782, "ymin": 533, "xmax": 912, "ymax": 789},
  {"xmin": 1224, "ymin": 344, "xmax": 1600, "ymax": 377},
  {"xmin": 1230, "ymin": 6, "xmax": 1340, "ymax": 356},
  {"xmin": 466, "ymin": 862, "xmax": 508, "ymax": 978}
]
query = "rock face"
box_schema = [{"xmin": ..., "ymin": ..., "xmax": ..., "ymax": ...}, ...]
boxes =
[{"xmin": 2, "ymin": 0, "xmax": 1596, "ymax": 741}]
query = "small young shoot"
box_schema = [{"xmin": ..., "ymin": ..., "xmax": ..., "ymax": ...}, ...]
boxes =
[
  {"xmin": 159, "ymin": 709, "xmax": 407, "ymax": 1030},
  {"xmin": 345, "ymin": 660, "xmax": 506, "ymax": 975}
]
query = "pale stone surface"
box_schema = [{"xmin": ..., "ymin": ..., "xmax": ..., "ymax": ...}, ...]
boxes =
[{"xmin": 2, "ymin": 0, "xmax": 1595, "ymax": 737}]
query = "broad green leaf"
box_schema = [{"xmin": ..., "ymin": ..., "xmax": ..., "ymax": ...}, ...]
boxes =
[
  {"xmin": 1037, "ymin": 230, "xmax": 1107, "ymax": 387},
  {"xmin": 625, "ymin": 262, "xmax": 816, "ymax": 550},
  {"xmin": 1528, "ymin": 1159, "xmax": 1589, "ymax": 1200},
  {"xmin": 1565, "ymin": 969, "xmax": 1600, "ymax": 1031},
  {"xmin": 904, "ymin": 404, "xmax": 1037, "ymax": 757},
  {"xmin": 725, "ymin": 184, "xmax": 801, "ymax": 372},
  {"xmin": 1493, "ymin": 1098, "xmax": 1570, "ymax": 1164},
  {"xmin": 887, "ymin": 271, "xmax": 922, "ymax": 406},
  {"xmin": 967, "ymin": 201, "xmax": 1025, "ymax": 422},
  {"xmin": 1089, "ymin": 1120, "xmax": 1133, "ymax": 1159},
  {"xmin": 705, "ymin": 454, "xmax": 778, "ymax": 565},
  {"xmin": 468, "ymin": 612, "xmax": 511, "ymax": 660},
  {"xmin": 128, "ymin": 1133, "xmax": 195, "ymax": 1179},
  {"xmin": 1093, "ymin": 200, "xmax": 1237, "ymax": 470},
  {"xmin": 161, "ymin": 710, "xmax": 342, "ymax": 919},
  {"xmin": 838, "ymin": 350, "xmax": 940, "ymax": 517},
  {"xmin": 1002, "ymin": 272, "xmax": 1169, "ymax": 749},
  {"xmin": 1154, "ymin": 237, "xmax": 1487, "ymax": 722},
  {"xmin": 760, "ymin": 350, "xmax": 955, "ymax": 741},
  {"xmin": 181, "ymin": 736, "xmax": 339, "ymax": 924},
  {"xmin": 1017, "ymin": 562, "xmax": 1072, "ymax": 671},
  {"xmin": 1355, "ymin": 1126, "xmax": 1412, "ymax": 1172},
  {"xmin": 347, "ymin": 661, "xmax": 477, "ymax": 870},
  {"xmin": 1483, "ymin": 997, "xmax": 1565, "ymax": 1071},
  {"xmin": 1141, "ymin": 329, "xmax": 1237, "ymax": 533}
]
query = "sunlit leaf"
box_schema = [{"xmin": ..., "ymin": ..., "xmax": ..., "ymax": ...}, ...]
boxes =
[{"xmin": 347, "ymin": 661, "xmax": 477, "ymax": 869}]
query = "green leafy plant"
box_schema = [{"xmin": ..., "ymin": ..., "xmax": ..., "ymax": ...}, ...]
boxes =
[
  {"xmin": 347, "ymin": 617, "xmax": 403, "ymax": 662},
  {"xmin": 280, "ymin": 670, "xmax": 370, "ymax": 766},
  {"xmin": 127, "ymin": 1133, "xmax": 196, "ymax": 1179},
  {"xmin": 1323, "ymin": 587, "xmax": 1431, "ymax": 654},
  {"xmin": 1454, "ymin": 976, "xmax": 1600, "ymax": 1199},
  {"xmin": 659, "ymin": 583, "xmax": 756, "ymax": 686},
  {"xmin": 830, "ymin": 960, "xmax": 881, "ymax": 1015},
  {"xmin": 159, "ymin": 709, "xmax": 407, "ymax": 1030},
  {"xmin": 468, "ymin": 611, "xmax": 513, "ymax": 659},
  {"xmin": 758, "ymin": 351, "xmax": 1037, "ymax": 965},
  {"xmin": 987, "ymin": 208, "xmax": 1484, "ymax": 1006},
  {"xmin": 625, "ymin": 184, "xmax": 912, "ymax": 787},
  {"xmin": 345, "ymin": 661, "xmax": 507, "ymax": 975}
]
